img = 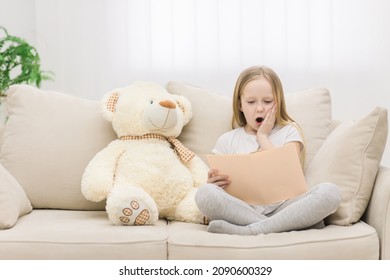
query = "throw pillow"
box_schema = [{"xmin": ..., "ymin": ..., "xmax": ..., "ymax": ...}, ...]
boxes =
[
  {"xmin": 305, "ymin": 107, "xmax": 388, "ymax": 225},
  {"xmin": 0, "ymin": 85, "xmax": 116, "ymax": 210},
  {"xmin": 0, "ymin": 163, "xmax": 32, "ymax": 229},
  {"xmin": 285, "ymin": 88, "xmax": 332, "ymax": 170}
]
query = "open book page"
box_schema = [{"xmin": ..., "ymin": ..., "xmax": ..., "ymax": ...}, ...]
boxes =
[{"xmin": 206, "ymin": 144, "xmax": 307, "ymax": 205}]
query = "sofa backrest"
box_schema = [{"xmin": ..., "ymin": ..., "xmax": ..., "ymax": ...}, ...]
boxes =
[{"xmin": 0, "ymin": 85, "xmax": 116, "ymax": 210}]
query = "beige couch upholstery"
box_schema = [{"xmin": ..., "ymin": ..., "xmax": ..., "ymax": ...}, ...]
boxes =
[{"xmin": 0, "ymin": 82, "xmax": 388, "ymax": 260}]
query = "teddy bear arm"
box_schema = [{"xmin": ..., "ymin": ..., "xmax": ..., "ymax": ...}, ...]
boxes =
[
  {"xmin": 187, "ymin": 156, "xmax": 209, "ymax": 188},
  {"xmin": 81, "ymin": 143, "xmax": 124, "ymax": 202}
]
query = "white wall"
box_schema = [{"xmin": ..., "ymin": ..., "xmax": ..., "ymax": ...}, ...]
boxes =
[
  {"xmin": 1, "ymin": 0, "xmax": 390, "ymax": 166},
  {"xmin": 0, "ymin": 0, "xmax": 36, "ymax": 44}
]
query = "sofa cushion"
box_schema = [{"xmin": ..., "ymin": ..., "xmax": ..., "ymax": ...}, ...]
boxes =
[
  {"xmin": 167, "ymin": 221, "xmax": 379, "ymax": 259},
  {"xmin": 0, "ymin": 85, "xmax": 117, "ymax": 210},
  {"xmin": 0, "ymin": 210, "xmax": 168, "ymax": 259},
  {"xmin": 0, "ymin": 163, "xmax": 32, "ymax": 229},
  {"xmin": 165, "ymin": 81, "xmax": 232, "ymax": 163},
  {"xmin": 166, "ymin": 81, "xmax": 332, "ymax": 168},
  {"xmin": 305, "ymin": 107, "xmax": 388, "ymax": 225}
]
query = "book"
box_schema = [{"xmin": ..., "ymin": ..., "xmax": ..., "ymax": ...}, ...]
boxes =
[{"xmin": 206, "ymin": 144, "xmax": 307, "ymax": 205}]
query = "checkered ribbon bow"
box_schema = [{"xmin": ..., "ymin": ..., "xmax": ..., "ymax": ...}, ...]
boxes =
[{"xmin": 120, "ymin": 134, "xmax": 195, "ymax": 164}]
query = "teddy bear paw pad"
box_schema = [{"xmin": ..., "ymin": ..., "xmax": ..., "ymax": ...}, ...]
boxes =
[
  {"xmin": 134, "ymin": 209, "xmax": 150, "ymax": 225},
  {"xmin": 119, "ymin": 200, "xmax": 150, "ymax": 225}
]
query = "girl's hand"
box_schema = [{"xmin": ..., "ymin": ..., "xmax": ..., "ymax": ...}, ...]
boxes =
[
  {"xmin": 257, "ymin": 104, "xmax": 276, "ymax": 138},
  {"xmin": 207, "ymin": 169, "xmax": 230, "ymax": 188}
]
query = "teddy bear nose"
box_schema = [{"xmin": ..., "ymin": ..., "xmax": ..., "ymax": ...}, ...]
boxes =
[{"xmin": 159, "ymin": 100, "xmax": 176, "ymax": 109}]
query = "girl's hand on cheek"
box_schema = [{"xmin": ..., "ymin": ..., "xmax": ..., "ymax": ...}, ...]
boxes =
[
  {"xmin": 257, "ymin": 104, "xmax": 276, "ymax": 137},
  {"xmin": 208, "ymin": 169, "xmax": 230, "ymax": 188}
]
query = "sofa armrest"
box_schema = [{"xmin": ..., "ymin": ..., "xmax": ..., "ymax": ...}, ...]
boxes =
[{"xmin": 363, "ymin": 166, "xmax": 390, "ymax": 259}]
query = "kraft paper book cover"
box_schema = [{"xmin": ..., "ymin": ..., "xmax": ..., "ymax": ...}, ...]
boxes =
[{"xmin": 207, "ymin": 145, "xmax": 307, "ymax": 205}]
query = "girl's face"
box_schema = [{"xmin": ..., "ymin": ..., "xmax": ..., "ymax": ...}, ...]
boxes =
[{"xmin": 240, "ymin": 77, "xmax": 275, "ymax": 135}]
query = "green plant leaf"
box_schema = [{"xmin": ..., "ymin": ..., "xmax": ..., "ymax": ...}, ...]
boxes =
[{"xmin": 0, "ymin": 26, "xmax": 54, "ymax": 96}]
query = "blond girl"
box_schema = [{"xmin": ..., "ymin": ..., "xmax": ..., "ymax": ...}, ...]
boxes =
[{"xmin": 195, "ymin": 66, "xmax": 341, "ymax": 235}]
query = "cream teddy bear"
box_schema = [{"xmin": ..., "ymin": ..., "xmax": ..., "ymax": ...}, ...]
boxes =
[{"xmin": 81, "ymin": 81, "xmax": 209, "ymax": 225}]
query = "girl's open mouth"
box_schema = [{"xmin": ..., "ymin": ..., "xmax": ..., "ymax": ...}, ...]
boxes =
[{"xmin": 256, "ymin": 117, "xmax": 264, "ymax": 124}]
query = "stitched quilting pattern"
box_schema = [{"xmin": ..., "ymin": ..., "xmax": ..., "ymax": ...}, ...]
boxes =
[{"xmin": 107, "ymin": 92, "xmax": 119, "ymax": 112}]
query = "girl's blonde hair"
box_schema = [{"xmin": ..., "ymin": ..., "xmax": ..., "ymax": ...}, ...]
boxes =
[{"xmin": 232, "ymin": 65, "xmax": 306, "ymax": 166}]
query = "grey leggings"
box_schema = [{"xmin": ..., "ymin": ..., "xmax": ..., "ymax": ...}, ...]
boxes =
[{"xmin": 195, "ymin": 182, "xmax": 341, "ymax": 235}]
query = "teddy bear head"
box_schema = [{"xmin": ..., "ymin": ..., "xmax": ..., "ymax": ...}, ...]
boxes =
[{"xmin": 101, "ymin": 81, "xmax": 192, "ymax": 138}]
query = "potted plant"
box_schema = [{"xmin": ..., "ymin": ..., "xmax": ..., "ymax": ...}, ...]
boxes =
[
  {"xmin": 0, "ymin": 26, "xmax": 53, "ymax": 98},
  {"xmin": 0, "ymin": 27, "xmax": 53, "ymax": 124}
]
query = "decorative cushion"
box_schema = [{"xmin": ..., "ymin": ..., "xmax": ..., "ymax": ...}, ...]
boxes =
[
  {"xmin": 285, "ymin": 88, "xmax": 333, "ymax": 170},
  {"xmin": 305, "ymin": 107, "xmax": 388, "ymax": 225},
  {"xmin": 0, "ymin": 85, "xmax": 117, "ymax": 210},
  {"xmin": 166, "ymin": 81, "xmax": 332, "ymax": 169},
  {"xmin": 0, "ymin": 163, "xmax": 32, "ymax": 229}
]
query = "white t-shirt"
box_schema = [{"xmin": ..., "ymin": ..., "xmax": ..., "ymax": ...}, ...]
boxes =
[{"xmin": 212, "ymin": 124, "xmax": 304, "ymax": 155}]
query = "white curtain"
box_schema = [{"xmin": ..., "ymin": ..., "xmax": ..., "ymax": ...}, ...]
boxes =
[{"xmin": 32, "ymin": 0, "xmax": 389, "ymax": 100}]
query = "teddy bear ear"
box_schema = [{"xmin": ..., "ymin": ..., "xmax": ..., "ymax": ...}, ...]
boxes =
[
  {"xmin": 102, "ymin": 89, "xmax": 122, "ymax": 121},
  {"xmin": 173, "ymin": 95, "xmax": 193, "ymax": 125}
]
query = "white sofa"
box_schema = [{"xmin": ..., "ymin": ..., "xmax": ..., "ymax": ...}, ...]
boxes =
[{"xmin": 0, "ymin": 82, "xmax": 388, "ymax": 260}]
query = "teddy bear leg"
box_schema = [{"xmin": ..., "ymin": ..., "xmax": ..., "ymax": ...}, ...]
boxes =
[
  {"xmin": 174, "ymin": 188, "xmax": 205, "ymax": 224},
  {"xmin": 106, "ymin": 184, "xmax": 159, "ymax": 226}
]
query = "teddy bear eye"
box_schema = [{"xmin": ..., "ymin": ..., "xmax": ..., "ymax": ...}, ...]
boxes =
[{"xmin": 149, "ymin": 100, "xmax": 154, "ymax": 104}]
